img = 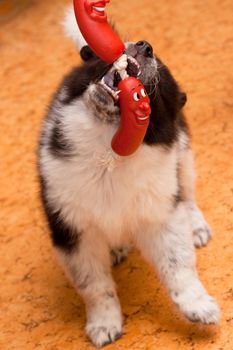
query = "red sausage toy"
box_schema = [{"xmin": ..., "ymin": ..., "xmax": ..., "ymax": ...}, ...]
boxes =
[
  {"xmin": 73, "ymin": 0, "xmax": 125, "ymax": 63},
  {"xmin": 111, "ymin": 77, "xmax": 151, "ymax": 156},
  {"xmin": 73, "ymin": 0, "xmax": 152, "ymax": 156}
]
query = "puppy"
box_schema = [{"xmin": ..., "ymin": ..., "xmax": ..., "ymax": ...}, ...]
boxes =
[{"xmin": 38, "ymin": 8, "xmax": 220, "ymax": 348}]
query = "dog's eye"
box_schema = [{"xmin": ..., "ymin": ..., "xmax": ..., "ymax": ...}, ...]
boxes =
[
  {"xmin": 141, "ymin": 88, "xmax": 146, "ymax": 97},
  {"xmin": 133, "ymin": 92, "xmax": 140, "ymax": 101}
]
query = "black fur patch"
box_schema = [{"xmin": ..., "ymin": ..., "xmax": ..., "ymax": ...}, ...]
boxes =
[
  {"xmin": 62, "ymin": 58, "xmax": 111, "ymax": 105},
  {"xmin": 49, "ymin": 120, "xmax": 74, "ymax": 158},
  {"xmin": 144, "ymin": 61, "xmax": 187, "ymax": 146},
  {"xmin": 173, "ymin": 192, "xmax": 182, "ymax": 207},
  {"xmin": 80, "ymin": 45, "xmax": 97, "ymax": 61},
  {"xmin": 39, "ymin": 177, "xmax": 80, "ymax": 252},
  {"xmin": 49, "ymin": 209, "xmax": 79, "ymax": 252},
  {"xmin": 178, "ymin": 92, "xmax": 187, "ymax": 108}
]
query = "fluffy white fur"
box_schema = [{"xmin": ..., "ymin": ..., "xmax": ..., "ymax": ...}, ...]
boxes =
[
  {"xmin": 63, "ymin": 6, "xmax": 87, "ymax": 48},
  {"xmin": 38, "ymin": 12, "xmax": 220, "ymax": 347}
]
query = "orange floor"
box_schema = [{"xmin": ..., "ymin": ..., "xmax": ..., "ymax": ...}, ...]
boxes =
[{"xmin": 0, "ymin": 0, "xmax": 233, "ymax": 349}]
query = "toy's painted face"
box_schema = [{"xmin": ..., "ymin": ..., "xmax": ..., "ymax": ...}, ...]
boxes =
[
  {"xmin": 129, "ymin": 83, "xmax": 151, "ymax": 126},
  {"xmin": 84, "ymin": 0, "xmax": 110, "ymax": 22}
]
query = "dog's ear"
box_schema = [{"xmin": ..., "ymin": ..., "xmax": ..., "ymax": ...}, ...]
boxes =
[
  {"xmin": 178, "ymin": 91, "xmax": 187, "ymax": 108},
  {"xmin": 80, "ymin": 45, "xmax": 97, "ymax": 61}
]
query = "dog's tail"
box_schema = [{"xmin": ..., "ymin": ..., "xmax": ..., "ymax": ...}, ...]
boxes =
[{"xmin": 63, "ymin": 6, "xmax": 87, "ymax": 49}]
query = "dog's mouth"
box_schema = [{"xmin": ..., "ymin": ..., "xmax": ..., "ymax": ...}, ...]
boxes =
[{"xmin": 100, "ymin": 56, "xmax": 141, "ymax": 101}]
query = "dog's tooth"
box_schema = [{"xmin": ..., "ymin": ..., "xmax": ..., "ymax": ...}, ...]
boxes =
[
  {"xmin": 100, "ymin": 78, "xmax": 119, "ymax": 102},
  {"xmin": 127, "ymin": 55, "xmax": 141, "ymax": 76}
]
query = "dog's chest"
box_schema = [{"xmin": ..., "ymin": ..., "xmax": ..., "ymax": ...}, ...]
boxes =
[{"xmin": 74, "ymin": 145, "xmax": 178, "ymax": 234}]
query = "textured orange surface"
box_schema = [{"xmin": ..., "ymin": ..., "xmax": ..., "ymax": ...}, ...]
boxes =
[{"xmin": 0, "ymin": 1, "xmax": 233, "ymax": 349}]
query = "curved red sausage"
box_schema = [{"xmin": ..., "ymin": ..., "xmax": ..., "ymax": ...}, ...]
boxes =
[
  {"xmin": 73, "ymin": 2, "xmax": 152, "ymax": 156},
  {"xmin": 73, "ymin": 0, "xmax": 125, "ymax": 63},
  {"xmin": 111, "ymin": 77, "xmax": 151, "ymax": 156}
]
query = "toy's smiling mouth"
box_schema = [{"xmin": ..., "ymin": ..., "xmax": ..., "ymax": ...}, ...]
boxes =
[
  {"xmin": 93, "ymin": 4, "xmax": 106, "ymax": 15},
  {"xmin": 137, "ymin": 116, "xmax": 149, "ymax": 121},
  {"xmin": 135, "ymin": 114, "xmax": 150, "ymax": 125},
  {"xmin": 92, "ymin": 3, "xmax": 106, "ymax": 16},
  {"xmin": 100, "ymin": 56, "xmax": 141, "ymax": 101},
  {"xmin": 86, "ymin": 0, "xmax": 110, "ymax": 19}
]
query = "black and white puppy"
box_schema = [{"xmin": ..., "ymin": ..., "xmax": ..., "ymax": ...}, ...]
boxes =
[{"xmin": 38, "ymin": 8, "xmax": 220, "ymax": 348}]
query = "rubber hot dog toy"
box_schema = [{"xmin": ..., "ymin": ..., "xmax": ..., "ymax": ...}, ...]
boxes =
[
  {"xmin": 73, "ymin": 0, "xmax": 125, "ymax": 63},
  {"xmin": 73, "ymin": 0, "xmax": 152, "ymax": 156},
  {"xmin": 111, "ymin": 77, "xmax": 151, "ymax": 156}
]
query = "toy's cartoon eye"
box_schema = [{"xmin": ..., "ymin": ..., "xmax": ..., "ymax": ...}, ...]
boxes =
[
  {"xmin": 133, "ymin": 92, "xmax": 140, "ymax": 101},
  {"xmin": 141, "ymin": 88, "xmax": 146, "ymax": 97}
]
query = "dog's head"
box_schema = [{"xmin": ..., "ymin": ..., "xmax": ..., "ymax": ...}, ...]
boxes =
[{"xmin": 63, "ymin": 11, "xmax": 187, "ymax": 146}]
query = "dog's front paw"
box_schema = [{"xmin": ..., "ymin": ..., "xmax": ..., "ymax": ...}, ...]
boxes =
[
  {"xmin": 189, "ymin": 204, "xmax": 212, "ymax": 248},
  {"xmin": 86, "ymin": 321, "xmax": 122, "ymax": 348},
  {"xmin": 193, "ymin": 224, "xmax": 212, "ymax": 248},
  {"xmin": 85, "ymin": 298, "xmax": 123, "ymax": 348},
  {"xmin": 176, "ymin": 292, "xmax": 220, "ymax": 324}
]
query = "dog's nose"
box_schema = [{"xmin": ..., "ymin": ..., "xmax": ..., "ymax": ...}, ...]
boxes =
[{"xmin": 136, "ymin": 41, "xmax": 153, "ymax": 58}]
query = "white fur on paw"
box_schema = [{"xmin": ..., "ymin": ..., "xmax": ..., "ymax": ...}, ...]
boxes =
[
  {"xmin": 86, "ymin": 320, "xmax": 122, "ymax": 348},
  {"xmin": 189, "ymin": 204, "xmax": 212, "ymax": 248},
  {"xmin": 177, "ymin": 293, "xmax": 220, "ymax": 324},
  {"xmin": 111, "ymin": 246, "xmax": 130, "ymax": 266}
]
